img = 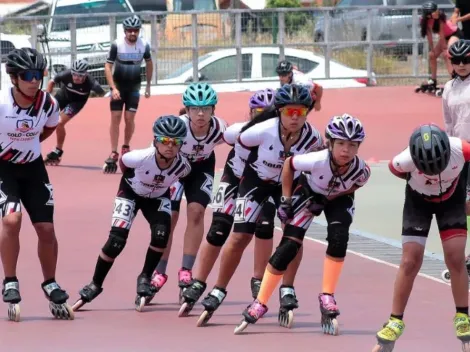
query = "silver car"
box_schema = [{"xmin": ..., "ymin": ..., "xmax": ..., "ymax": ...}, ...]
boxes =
[{"xmin": 314, "ymin": 0, "xmax": 455, "ymax": 57}]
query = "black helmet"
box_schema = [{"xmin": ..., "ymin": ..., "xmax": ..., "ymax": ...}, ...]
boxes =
[
  {"xmin": 123, "ymin": 15, "xmax": 142, "ymax": 29},
  {"xmin": 6, "ymin": 48, "xmax": 47, "ymax": 75},
  {"xmin": 153, "ymin": 115, "xmax": 187, "ymax": 139},
  {"xmin": 448, "ymin": 39, "xmax": 470, "ymax": 59},
  {"xmin": 274, "ymin": 83, "xmax": 312, "ymax": 108},
  {"xmin": 409, "ymin": 124, "xmax": 450, "ymax": 176},
  {"xmin": 422, "ymin": 2, "xmax": 437, "ymax": 15},
  {"xmin": 276, "ymin": 60, "xmax": 293, "ymax": 75}
]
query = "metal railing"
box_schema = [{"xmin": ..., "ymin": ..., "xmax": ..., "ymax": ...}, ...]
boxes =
[{"xmin": 0, "ymin": 6, "xmax": 456, "ymax": 90}]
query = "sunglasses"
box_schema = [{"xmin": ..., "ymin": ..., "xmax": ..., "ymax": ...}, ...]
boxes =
[
  {"xmin": 18, "ymin": 70, "xmax": 44, "ymax": 82},
  {"xmin": 450, "ymin": 57, "xmax": 470, "ymax": 65},
  {"xmin": 280, "ymin": 107, "xmax": 309, "ymax": 117},
  {"xmin": 155, "ymin": 136, "xmax": 184, "ymax": 146}
]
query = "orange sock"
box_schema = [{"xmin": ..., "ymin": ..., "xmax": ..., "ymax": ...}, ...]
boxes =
[
  {"xmin": 257, "ymin": 269, "xmax": 282, "ymax": 305},
  {"xmin": 321, "ymin": 257, "xmax": 344, "ymax": 294}
]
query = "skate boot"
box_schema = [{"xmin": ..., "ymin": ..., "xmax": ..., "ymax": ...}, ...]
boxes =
[
  {"xmin": 250, "ymin": 277, "xmax": 261, "ymax": 299},
  {"xmin": 72, "ymin": 282, "xmax": 103, "ymax": 311},
  {"xmin": 234, "ymin": 299, "xmax": 268, "ymax": 335},
  {"xmin": 197, "ymin": 287, "xmax": 226, "ymax": 327},
  {"xmin": 41, "ymin": 280, "xmax": 74, "ymax": 320},
  {"xmin": 278, "ymin": 285, "xmax": 298, "ymax": 329},
  {"xmin": 178, "ymin": 268, "xmax": 192, "ymax": 305},
  {"xmin": 103, "ymin": 152, "xmax": 119, "ymax": 174},
  {"xmin": 44, "ymin": 148, "xmax": 63, "ymax": 166},
  {"xmin": 372, "ymin": 317, "xmax": 405, "ymax": 352},
  {"xmin": 454, "ymin": 312, "xmax": 470, "ymax": 352},
  {"xmin": 135, "ymin": 273, "xmax": 154, "ymax": 312},
  {"xmin": 415, "ymin": 78, "xmax": 437, "ymax": 93},
  {"xmin": 3, "ymin": 279, "xmax": 21, "ymax": 322},
  {"xmin": 121, "ymin": 144, "xmax": 130, "ymax": 156},
  {"xmin": 145, "ymin": 271, "xmax": 168, "ymax": 305},
  {"xmin": 178, "ymin": 279, "xmax": 207, "ymax": 317},
  {"xmin": 319, "ymin": 293, "xmax": 340, "ymax": 336}
]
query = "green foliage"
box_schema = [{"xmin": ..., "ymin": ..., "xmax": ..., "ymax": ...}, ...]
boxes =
[
  {"xmin": 266, "ymin": 0, "xmax": 302, "ymax": 7},
  {"xmin": 264, "ymin": 0, "xmax": 309, "ymax": 37}
]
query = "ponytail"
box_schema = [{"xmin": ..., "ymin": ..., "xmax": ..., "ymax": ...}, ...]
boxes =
[{"xmin": 240, "ymin": 106, "xmax": 278, "ymax": 134}]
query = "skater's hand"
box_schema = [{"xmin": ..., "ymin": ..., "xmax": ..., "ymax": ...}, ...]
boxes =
[
  {"xmin": 278, "ymin": 197, "xmax": 294, "ymax": 223},
  {"xmin": 111, "ymin": 89, "xmax": 121, "ymax": 101},
  {"xmin": 145, "ymin": 84, "xmax": 151, "ymax": 98}
]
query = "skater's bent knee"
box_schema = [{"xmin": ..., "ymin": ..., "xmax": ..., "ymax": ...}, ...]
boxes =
[
  {"xmin": 255, "ymin": 220, "xmax": 274, "ymax": 240},
  {"xmin": 400, "ymin": 256, "xmax": 422, "ymax": 276},
  {"xmin": 269, "ymin": 237, "xmax": 302, "ymax": 271},
  {"xmin": 102, "ymin": 227, "xmax": 129, "ymax": 259},
  {"xmin": 206, "ymin": 213, "xmax": 233, "ymax": 247},
  {"xmin": 326, "ymin": 224, "xmax": 349, "ymax": 259},
  {"xmin": 187, "ymin": 203, "xmax": 205, "ymax": 224},
  {"xmin": 34, "ymin": 223, "xmax": 56, "ymax": 243},
  {"xmin": 2, "ymin": 212, "xmax": 22, "ymax": 231},
  {"xmin": 150, "ymin": 224, "xmax": 170, "ymax": 249}
]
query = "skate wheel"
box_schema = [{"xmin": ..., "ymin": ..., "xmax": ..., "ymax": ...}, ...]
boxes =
[
  {"xmin": 234, "ymin": 320, "xmax": 249, "ymax": 335},
  {"xmin": 196, "ymin": 310, "xmax": 213, "ymax": 327},
  {"xmin": 321, "ymin": 317, "xmax": 339, "ymax": 336},
  {"xmin": 414, "ymin": 87, "xmax": 421, "ymax": 93},
  {"xmin": 178, "ymin": 302, "xmax": 191, "ymax": 317},
  {"xmin": 145, "ymin": 295, "xmax": 155, "ymax": 306},
  {"xmin": 178, "ymin": 288, "xmax": 185, "ymax": 305},
  {"xmin": 278, "ymin": 309, "xmax": 294, "ymax": 329},
  {"xmin": 441, "ymin": 270, "xmax": 451, "ymax": 283},
  {"xmin": 135, "ymin": 296, "xmax": 146, "ymax": 312},
  {"xmin": 7, "ymin": 303, "xmax": 20, "ymax": 322},
  {"xmin": 49, "ymin": 302, "xmax": 75, "ymax": 320},
  {"xmin": 462, "ymin": 340, "xmax": 470, "ymax": 352},
  {"xmin": 72, "ymin": 299, "xmax": 85, "ymax": 312}
]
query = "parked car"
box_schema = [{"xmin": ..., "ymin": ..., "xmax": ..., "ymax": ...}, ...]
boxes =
[
  {"xmin": 313, "ymin": 0, "xmax": 455, "ymax": 58},
  {"xmin": 158, "ymin": 47, "xmax": 376, "ymax": 89}
]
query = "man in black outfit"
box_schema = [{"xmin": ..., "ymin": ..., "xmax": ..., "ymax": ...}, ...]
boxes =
[{"xmin": 453, "ymin": 0, "xmax": 470, "ymax": 40}]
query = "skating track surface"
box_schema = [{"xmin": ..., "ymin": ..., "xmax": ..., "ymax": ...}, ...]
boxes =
[{"xmin": 0, "ymin": 87, "xmax": 461, "ymax": 351}]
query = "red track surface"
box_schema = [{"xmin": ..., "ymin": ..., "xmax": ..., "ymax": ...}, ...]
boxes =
[{"xmin": 0, "ymin": 87, "xmax": 458, "ymax": 351}]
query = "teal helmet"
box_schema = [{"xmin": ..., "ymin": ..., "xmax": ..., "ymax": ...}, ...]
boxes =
[{"xmin": 182, "ymin": 83, "xmax": 218, "ymax": 107}]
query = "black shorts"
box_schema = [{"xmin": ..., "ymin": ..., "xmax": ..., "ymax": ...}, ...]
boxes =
[
  {"xmin": 282, "ymin": 174, "xmax": 355, "ymax": 241},
  {"xmin": 447, "ymin": 29, "xmax": 465, "ymax": 41},
  {"xmin": 55, "ymin": 93, "xmax": 86, "ymax": 118},
  {"xmin": 402, "ymin": 173, "xmax": 467, "ymax": 244},
  {"xmin": 112, "ymin": 178, "xmax": 171, "ymax": 236},
  {"xmin": 170, "ymin": 152, "xmax": 215, "ymax": 212},
  {"xmin": 0, "ymin": 158, "xmax": 54, "ymax": 223},
  {"xmin": 233, "ymin": 165, "xmax": 284, "ymax": 235},
  {"xmin": 110, "ymin": 90, "xmax": 140, "ymax": 112},
  {"xmin": 212, "ymin": 156, "xmax": 276, "ymax": 219}
]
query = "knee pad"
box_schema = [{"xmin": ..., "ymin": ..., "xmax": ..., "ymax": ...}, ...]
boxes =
[
  {"xmin": 269, "ymin": 237, "xmax": 302, "ymax": 271},
  {"xmin": 326, "ymin": 223, "xmax": 349, "ymax": 259},
  {"xmin": 150, "ymin": 223, "xmax": 170, "ymax": 249},
  {"xmin": 206, "ymin": 213, "xmax": 233, "ymax": 247},
  {"xmin": 102, "ymin": 227, "xmax": 129, "ymax": 259}
]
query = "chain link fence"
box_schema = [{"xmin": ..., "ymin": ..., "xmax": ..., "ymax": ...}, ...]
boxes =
[{"xmin": 0, "ymin": 6, "xmax": 456, "ymax": 90}]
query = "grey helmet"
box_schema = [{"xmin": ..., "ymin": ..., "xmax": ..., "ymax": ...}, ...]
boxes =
[
  {"xmin": 153, "ymin": 115, "xmax": 187, "ymax": 139},
  {"xmin": 71, "ymin": 59, "xmax": 88, "ymax": 74},
  {"xmin": 123, "ymin": 15, "xmax": 142, "ymax": 30}
]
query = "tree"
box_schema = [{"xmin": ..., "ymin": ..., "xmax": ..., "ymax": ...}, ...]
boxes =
[{"xmin": 265, "ymin": 0, "xmax": 309, "ymax": 37}]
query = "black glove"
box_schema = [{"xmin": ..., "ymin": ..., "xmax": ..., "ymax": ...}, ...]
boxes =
[{"xmin": 278, "ymin": 196, "xmax": 293, "ymax": 223}]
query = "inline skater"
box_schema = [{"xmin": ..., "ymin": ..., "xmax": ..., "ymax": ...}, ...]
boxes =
[
  {"xmin": 177, "ymin": 89, "xmax": 279, "ymax": 322},
  {"xmin": 235, "ymin": 114, "xmax": 370, "ymax": 335},
  {"xmin": 44, "ymin": 59, "xmax": 105, "ymax": 165},
  {"xmin": 371, "ymin": 124, "xmax": 470, "ymax": 352},
  {"xmin": 441, "ymin": 39, "xmax": 470, "ymax": 283},
  {"xmin": 72, "ymin": 115, "xmax": 191, "ymax": 312},
  {"xmin": 103, "ymin": 15, "xmax": 153, "ymax": 173},
  {"xmin": 276, "ymin": 60, "xmax": 323, "ymax": 112},
  {"xmin": 416, "ymin": 2, "xmax": 464, "ymax": 95},
  {"xmin": 192, "ymin": 84, "xmax": 323, "ymax": 327},
  {"xmin": 148, "ymin": 83, "xmax": 227, "ymax": 305},
  {"xmin": 1, "ymin": 48, "xmax": 74, "ymax": 322}
]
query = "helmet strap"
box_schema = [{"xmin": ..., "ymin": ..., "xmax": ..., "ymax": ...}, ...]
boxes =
[
  {"xmin": 12, "ymin": 78, "xmax": 42, "ymax": 105},
  {"xmin": 328, "ymin": 141, "xmax": 353, "ymax": 172},
  {"xmin": 154, "ymin": 141, "xmax": 174, "ymax": 165}
]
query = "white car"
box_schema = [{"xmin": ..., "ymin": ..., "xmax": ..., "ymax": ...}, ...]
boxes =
[{"xmin": 157, "ymin": 47, "xmax": 376, "ymax": 90}]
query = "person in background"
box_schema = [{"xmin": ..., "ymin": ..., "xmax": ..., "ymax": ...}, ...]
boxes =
[{"xmin": 452, "ymin": 0, "xmax": 470, "ymax": 40}]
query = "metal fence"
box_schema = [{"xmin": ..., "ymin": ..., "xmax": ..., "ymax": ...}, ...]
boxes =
[{"xmin": 0, "ymin": 6, "xmax": 457, "ymax": 90}]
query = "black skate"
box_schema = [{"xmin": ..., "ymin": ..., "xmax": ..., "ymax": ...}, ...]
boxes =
[
  {"xmin": 441, "ymin": 255, "xmax": 470, "ymax": 284},
  {"xmin": 415, "ymin": 79, "xmax": 443, "ymax": 97},
  {"xmin": 135, "ymin": 273, "xmax": 153, "ymax": 312},
  {"xmin": 250, "ymin": 277, "xmax": 261, "ymax": 299},
  {"xmin": 103, "ymin": 152, "xmax": 118, "ymax": 174},
  {"xmin": 44, "ymin": 148, "xmax": 63, "ymax": 166},
  {"xmin": 196, "ymin": 287, "xmax": 226, "ymax": 327},
  {"xmin": 278, "ymin": 285, "xmax": 298, "ymax": 329},
  {"xmin": 42, "ymin": 280, "xmax": 74, "ymax": 320},
  {"xmin": 72, "ymin": 282, "xmax": 103, "ymax": 311},
  {"xmin": 178, "ymin": 279, "xmax": 206, "ymax": 317},
  {"xmin": 3, "ymin": 280, "xmax": 21, "ymax": 322}
]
